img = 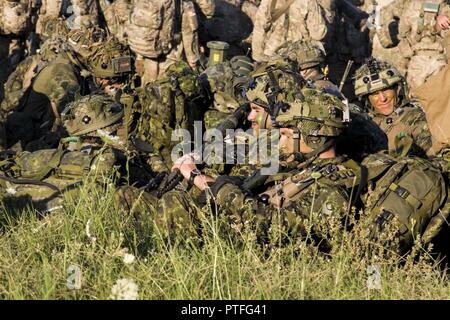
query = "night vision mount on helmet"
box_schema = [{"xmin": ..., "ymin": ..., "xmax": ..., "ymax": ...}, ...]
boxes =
[{"xmin": 354, "ymin": 58, "xmax": 408, "ymax": 99}]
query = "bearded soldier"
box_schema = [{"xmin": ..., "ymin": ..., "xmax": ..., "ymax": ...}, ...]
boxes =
[{"xmin": 354, "ymin": 58, "xmax": 433, "ymax": 157}]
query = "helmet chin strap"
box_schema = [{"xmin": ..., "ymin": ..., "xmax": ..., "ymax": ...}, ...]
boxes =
[{"xmin": 290, "ymin": 128, "xmax": 334, "ymax": 164}]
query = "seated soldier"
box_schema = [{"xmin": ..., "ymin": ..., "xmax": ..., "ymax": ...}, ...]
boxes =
[
  {"xmin": 274, "ymin": 39, "xmax": 340, "ymax": 96},
  {"xmin": 0, "ymin": 94, "xmax": 166, "ymax": 214},
  {"xmin": 119, "ymin": 70, "xmax": 365, "ymax": 248},
  {"xmin": 0, "ymin": 28, "xmax": 134, "ymax": 152},
  {"xmin": 353, "ymin": 58, "xmax": 433, "ymax": 157}
]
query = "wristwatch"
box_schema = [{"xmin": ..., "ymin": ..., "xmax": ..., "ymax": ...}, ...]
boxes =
[{"xmin": 187, "ymin": 168, "xmax": 202, "ymax": 190}]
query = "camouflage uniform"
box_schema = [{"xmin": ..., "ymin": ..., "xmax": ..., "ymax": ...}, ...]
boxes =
[
  {"xmin": 0, "ymin": 94, "xmax": 164, "ymax": 213},
  {"xmin": 354, "ymin": 58, "xmax": 433, "ymax": 157},
  {"xmin": 200, "ymin": 54, "xmax": 255, "ymax": 129},
  {"xmin": 98, "ymin": 0, "xmax": 133, "ymax": 44},
  {"xmin": 0, "ymin": 32, "xmax": 133, "ymax": 151},
  {"xmin": 375, "ymin": 0, "xmax": 449, "ymax": 91},
  {"xmin": 252, "ymin": 0, "xmax": 329, "ymax": 62},
  {"xmin": 36, "ymin": 0, "xmax": 100, "ymax": 35},
  {"xmin": 126, "ymin": 0, "xmax": 215, "ymax": 84},
  {"xmin": 121, "ymin": 70, "xmax": 364, "ymax": 247}
]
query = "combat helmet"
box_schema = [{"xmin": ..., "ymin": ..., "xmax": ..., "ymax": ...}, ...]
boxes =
[
  {"xmin": 62, "ymin": 94, "xmax": 124, "ymax": 136},
  {"xmin": 246, "ymin": 64, "xmax": 348, "ymax": 155},
  {"xmin": 274, "ymin": 40, "xmax": 326, "ymax": 71},
  {"xmin": 67, "ymin": 28, "xmax": 133, "ymax": 79},
  {"xmin": 354, "ymin": 58, "xmax": 407, "ymax": 99}
]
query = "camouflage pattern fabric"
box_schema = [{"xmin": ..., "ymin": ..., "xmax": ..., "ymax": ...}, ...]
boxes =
[
  {"xmin": 252, "ymin": 0, "xmax": 329, "ymax": 62},
  {"xmin": 368, "ymin": 103, "xmax": 433, "ymax": 157}
]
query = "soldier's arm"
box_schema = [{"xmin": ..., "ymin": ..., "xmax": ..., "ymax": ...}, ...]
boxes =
[
  {"xmin": 251, "ymin": 0, "xmax": 271, "ymax": 62},
  {"xmin": 194, "ymin": 0, "xmax": 215, "ymax": 18},
  {"xmin": 305, "ymin": 0, "xmax": 329, "ymax": 41}
]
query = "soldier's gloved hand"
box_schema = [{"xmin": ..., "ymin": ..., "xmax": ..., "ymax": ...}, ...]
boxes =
[{"xmin": 145, "ymin": 171, "xmax": 169, "ymax": 192}]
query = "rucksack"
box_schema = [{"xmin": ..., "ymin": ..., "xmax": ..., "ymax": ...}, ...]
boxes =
[
  {"xmin": 137, "ymin": 61, "xmax": 203, "ymax": 163},
  {"xmin": 361, "ymin": 151, "xmax": 448, "ymax": 254},
  {"xmin": 0, "ymin": 147, "xmax": 117, "ymax": 211}
]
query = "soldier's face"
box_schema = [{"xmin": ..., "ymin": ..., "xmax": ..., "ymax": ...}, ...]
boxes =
[
  {"xmin": 279, "ymin": 128, "xmax": 310, "ymax": 161},
  {"xmin": 248, "ymin": 103, "xmax": 271, "ymax": 134},
  {"xmin": 368, "ymin": 87, "xmax": 398, "ymax": 116}
]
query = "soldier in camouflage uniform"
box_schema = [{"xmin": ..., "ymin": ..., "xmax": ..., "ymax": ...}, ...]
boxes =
[
  {"xmin": 126, "ymin": 0, "xmax": 215, "ymax": 84},
  {"xmin": 354, "ymin": 58, "xmax": 433, "ymax": 157},
  {"xmin": 98, "ymin": 0, "xmax": 133, "ymax": 44},
  {"xmin": 120, "ymin": 68, "xmax": 366, "ymax": 247},
  {"xmin": 0, "ymin": 31, "xmax": 134, "ymax": 152},
  {"xmin": 374, "ymin": 0, "xmax": 450, "ymax": 92},
  {"xmin": 0, "ymin": 93, "xmax": 165, "ymax": 213},
  {"xmin": 251, "ymin": 0, "xmax": 329, "ymax": 62}
]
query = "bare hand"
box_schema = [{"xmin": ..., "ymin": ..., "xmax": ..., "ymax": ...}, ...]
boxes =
[{"xmin": 436, "ymin": 15, "xmax": 450, "ymax": 31}]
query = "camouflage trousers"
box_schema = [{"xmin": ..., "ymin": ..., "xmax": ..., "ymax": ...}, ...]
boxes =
[
  {"xmin": 116, "ymin": 186, "xmax": 206, "ymax": 245},
  {"xmin": 116, "ymin": 184, "xmax": 260, "ymax": 246}
]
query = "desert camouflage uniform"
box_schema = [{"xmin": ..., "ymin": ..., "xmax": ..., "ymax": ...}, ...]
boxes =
[
  {"xmin": 98, "ymin": 0, "xmax": 133, "ymax": 44},
  {"xmin": 127, "ymin": 0, "xmax": 215, "ymax": 84},
  {"xmin": 0, "ymin": 0, "xmax": 35, "ymax": 102},
  {"xmin": 376, "ymin": 0, "xmax": 449, "ymax": 91},
  {"xmin": 251, "ymin": 0, "xmax": 329, "ymax": 62}
]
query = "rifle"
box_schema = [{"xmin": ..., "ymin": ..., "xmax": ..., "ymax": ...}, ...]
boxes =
[
  {"xmin": 155, "ymin": 103, "xmax": 251, "ymax": 198},
  {"xmin": 337, "ymin": 0, "xmax": 370, "ymax": 28}
]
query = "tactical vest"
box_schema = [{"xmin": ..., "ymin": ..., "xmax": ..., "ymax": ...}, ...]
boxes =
[
  {"xmin": 361, "ymin": 151, "xmax": 447, "ymax": 254},
  {"xmin": 260, "ymin": 158, "xmax": 363, "ymax": 209},
  {"xmin": 0, "ymin": 146, "xmax": 117, "ymax": 209}
]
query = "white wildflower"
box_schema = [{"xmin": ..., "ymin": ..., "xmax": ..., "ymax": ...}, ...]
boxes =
[
  {"xmin": 123, "ymin": 253, "xmax": 135, "ymax": 265},
  {"xmin": 110, "ymin": 278, "xmax": 139, "ymax": 300},
  {"xmin": 6, "ymin": 188, "xmax": 16, "ymax": 195},
  {"xmin": 85, "ymin": 219, "xmax": 97, "ymax": 242}
]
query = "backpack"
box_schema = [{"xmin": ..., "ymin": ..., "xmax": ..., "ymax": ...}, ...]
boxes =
[
  {"xmin": 0, "ymin": 147, "xmax": 117, "ymax": 211},
  {"xmin": 137, "ymin": 61, "xmax": 203, "ymax": 164},
  {"xmin": 126, "ymin": 0, "xmax": 176, "ymax": 59},
  {"xmin": 361, "ymin": 151, "xmax": 448, "ymax": 254}
]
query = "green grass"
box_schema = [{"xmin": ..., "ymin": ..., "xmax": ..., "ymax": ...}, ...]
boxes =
[{"xmin": 0, "ymin": 180, "xmax": 449, "ymax": 300}]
